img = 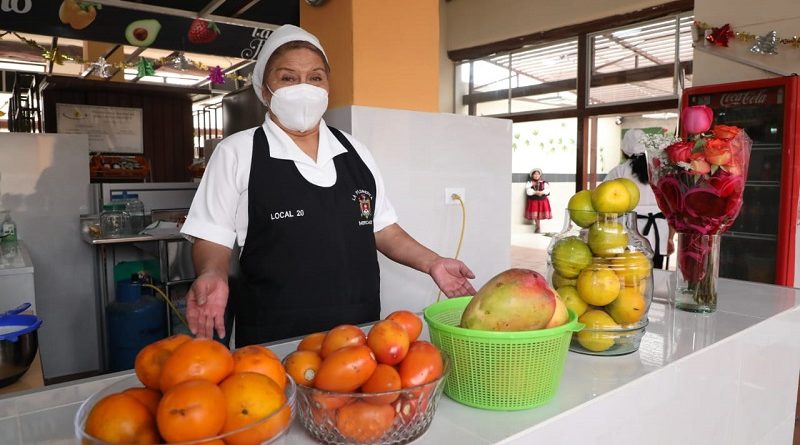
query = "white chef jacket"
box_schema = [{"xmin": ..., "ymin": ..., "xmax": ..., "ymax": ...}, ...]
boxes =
[
  {"xmin": 605, "ymin": 161, "xmax": 669, "ymax": 255},
  {"xmin": 181, "ymin": 116, "xmax": 398, "ymax": 249}
]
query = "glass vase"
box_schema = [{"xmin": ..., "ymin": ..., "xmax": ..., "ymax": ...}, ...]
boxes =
[
  {"xmin": 546, "ymin": 209, "xmax": 654, "ymax": 356},
  {"xmin": 673, "ymin": 233, "xmax": 721, "ymax": 313}
]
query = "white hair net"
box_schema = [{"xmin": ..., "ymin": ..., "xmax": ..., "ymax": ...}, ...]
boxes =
[
  {"xmin": 621, "ymin": 129, "xmax": 647, "ymax": 156},
  {"xmin": 251, "ymin": 24, "xmax": 328, "ymax": 106}
]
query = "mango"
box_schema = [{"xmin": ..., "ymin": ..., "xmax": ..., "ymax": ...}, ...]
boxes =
[{"xmin": 461, "ymin": 268, "xmax": 557, "ymax": 331}]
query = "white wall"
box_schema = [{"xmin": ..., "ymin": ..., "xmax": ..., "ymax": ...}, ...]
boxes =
[
  {"xmin": 693, "ymin": 0, "xmax": 800, "ymax": 85},
  {"xmin": 0, "ymin": 134, "xmax": 97, "ymax": 380},
  {"xmin": 325, "ymin": 106, "xmax": 512, "ymax": 314}
]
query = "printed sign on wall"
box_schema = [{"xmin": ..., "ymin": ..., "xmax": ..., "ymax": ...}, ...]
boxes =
[{"xmin": 56, "ymin": 103, "xmax": 143, "ymax": 153}]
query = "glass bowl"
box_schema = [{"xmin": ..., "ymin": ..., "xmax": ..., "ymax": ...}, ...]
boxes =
[
  {"xmin": 294, "ymin": 358, "xmax": 449, "ymax": 445},
  {"xmin": 548, "ymin": 210, "xmax": 655, "ymax": 356},
  {"xmin": 75, "ymin": 374, "xmax": 296, "ymax": 445}
]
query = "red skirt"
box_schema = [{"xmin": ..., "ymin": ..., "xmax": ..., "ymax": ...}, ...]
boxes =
[{"xmin": 525, "ymin": 198, "xmax": 552, "ymax": 220}]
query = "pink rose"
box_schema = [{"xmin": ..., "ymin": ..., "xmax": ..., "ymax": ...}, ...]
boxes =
[
  {"xmin": 681, "ymin": 105, "xmax": 714, "ymax": 135},
  {"xmin": 689, "ymin": 153, "xmax": 711, "ymax": 174},
  {"xmin": 704, "ymin": 138, "xmax": 732, "ymax": 166},
  {"xmin": 665, "ymin": 141, "xmax": 693, "ymax": 163}
]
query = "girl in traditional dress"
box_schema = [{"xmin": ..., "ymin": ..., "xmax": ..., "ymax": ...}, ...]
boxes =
[{"xmin": 525, "ymin": 168, "xmax": 551, "ymax": 233}]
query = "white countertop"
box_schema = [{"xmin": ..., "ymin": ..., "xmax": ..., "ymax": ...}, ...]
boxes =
[{"xmin": 0, "ymin": 269, "xmax": 798, "ymax": 445}]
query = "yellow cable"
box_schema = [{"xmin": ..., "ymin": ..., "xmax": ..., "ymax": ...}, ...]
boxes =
[
  {"xmin": 142, "ymin": 283, "xmax": 190, "ymax": 331},
  {"xmin": 437, "ymin": 194, "xmax": 467, "ymax": 302}
]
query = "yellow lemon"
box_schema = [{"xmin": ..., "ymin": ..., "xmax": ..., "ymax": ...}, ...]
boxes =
[
  {"xmin": 610, "ymin": 250, "xmax": 651, "ymax": 286},
  {"xmin": 587, "ymin": 221, "xmax": 628, "ymax": 257},
  {"xmin": 556, "ymin": 286, "xmax": 588, "ymax": 318},
  {"xmin": 551, "ymin": 272, "xmax": 577, "ymax": 289},
  {"xmin": 606, "ymin": 287, "xmax": 647, "ymax": 325},
  {"xmin": 591, "ymin": 180, "xmax": 630, "ymax": 214},
  {"xmin": 577, "ymin": 310, "xmax": 619, "ymax": 352},
  {"xmin": 576, "ymin": 267, "xmax": 620, "ymax": 306},
  {"xmin": 614, "ymin": 178, "xmax": 640, "ymax": 211}
]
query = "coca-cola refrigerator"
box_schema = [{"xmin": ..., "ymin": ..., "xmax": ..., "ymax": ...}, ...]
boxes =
[{"xmin": 683, "ymin": 75, "xmax": 799, "ymax": 286}]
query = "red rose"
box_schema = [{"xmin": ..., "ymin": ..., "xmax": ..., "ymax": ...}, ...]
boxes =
[
  {"xmin": 712, "ymin": 125, "xmax": 741, "ymax": 140},
  {"xmin": 704, "ymin": 138, "xmax": 732, "ymax": 166},
  {"xmin": 684, "ymin": 188, "xmax": 728, "ymax": 219},
  {"xmin": 655, "ymin": 176, "xmax": 683, "ymax": 217},
  {"xmin": 708, "ymin": 175, "xmax": 743, "ymax": 198},
  {"xmin": 665, "ymin": 141, "xmax": 693, "ymax": 163}
]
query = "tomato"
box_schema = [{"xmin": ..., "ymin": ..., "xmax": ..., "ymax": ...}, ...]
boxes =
[
  {"xmin": 310, "ymin": 393, "xmax": 354, "ymax": 425},
  {"xmin": 284, "ymin": 350, "xmax": 322, "ymax": 386},
  {"xmin": 386, "ymin": 310, "xmax": 424, "ymax": 342},
  {"xmin": 314, "ymin": 345, "xmax": 377, "ymax": 392},
  {"xmin": 297, "ymin": 332, "xmax": 326, "ymax": 354},
  {"xmin": 366, "ymin": 319, "xmax": 409, "ymax": 366},
  {"xmin": 361, "ymin": 364, "xmax": 401, "ymax": 405},
  {"xmin": 336, "ymin": 401, "xmax": 396, "ymax": 443},
  {"xmin": 320, "ymin": 325, "xmax": 367, "ymax": 358},
  {"xmin": 398, "ymin": 341, "xmax": 443, "ymax": 388}
]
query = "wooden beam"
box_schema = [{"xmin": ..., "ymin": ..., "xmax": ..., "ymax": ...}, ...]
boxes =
[
  {"xmin": 447, "ymin": 0, "xmax": 694, "ymax": 61},
  {"xmin": 199, "ymin": 0, "xmax": 228, "ymax": 18},
  {"xmin": 576, "ymin": 33, "xmax": 588, "ymax": 193}
]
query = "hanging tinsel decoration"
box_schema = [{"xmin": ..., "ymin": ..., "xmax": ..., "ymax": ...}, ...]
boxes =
[
  {"xmin": 750, "ymin": 30, "xmax": 779, "ymax": 55},
  {"xmin": 208, "ymin": 66, "xmax": 225, "ymax": 85},
  {"xmin": 706, "ymin": 23, "xmax": 734, "ymax": 47},
  {"xmin": 42, "ymin": 48, "xmax": 67, "ymax": 65},
  {"xmin": 91, "ymin": 57, "xmax": 112, "ymax": 78},
  {"xmin": 137, "ymin": 57, "xmax": 155, "ymax": 77},
  {"xmin": 171, "ymin": 52, "xmax": 190, "ymax": 71}
]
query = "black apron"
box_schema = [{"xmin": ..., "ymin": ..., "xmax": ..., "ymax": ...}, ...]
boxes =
[{"xmin": 235, "ymin": 126, "xmax": 381, "ymax": 347}]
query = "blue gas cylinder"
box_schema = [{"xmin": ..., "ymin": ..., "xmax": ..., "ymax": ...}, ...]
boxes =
[{"xmin": 107, "ymin": 275, "xmax": 166, "ymax": 372}]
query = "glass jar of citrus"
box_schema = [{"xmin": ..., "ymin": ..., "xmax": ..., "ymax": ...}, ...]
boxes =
[{"xmin": 547, "ymin": 209, "xmax": 654, "ymax": 356}]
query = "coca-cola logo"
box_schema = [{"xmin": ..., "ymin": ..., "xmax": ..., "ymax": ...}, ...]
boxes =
[
  {"xmin": 0, "ymin": 0, "xmax": 31, "ymax": 14},
  {"xmin": 719, "ymin": 89, "xmax": 769, "ymax": 107}
]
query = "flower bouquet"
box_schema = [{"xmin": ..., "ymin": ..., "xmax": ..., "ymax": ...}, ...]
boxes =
[{"xmin": 646, "ymin": 105, "xmax": 751, "ymax": 312}]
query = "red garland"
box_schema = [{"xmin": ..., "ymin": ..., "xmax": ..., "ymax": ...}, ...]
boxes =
[{"xmin": 706, "ymin": 23, "xmax": 734, "ymax": 47}]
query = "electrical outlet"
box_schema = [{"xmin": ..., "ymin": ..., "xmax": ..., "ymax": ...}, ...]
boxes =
[{"xmin": 445, "ymin": 188, "xmax": 466, "ymax": 205}]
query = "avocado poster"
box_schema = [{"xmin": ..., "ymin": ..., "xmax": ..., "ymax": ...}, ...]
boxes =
[{"xmin": 0, "ymin": 0, "xmax": 292, "ymax": 60}]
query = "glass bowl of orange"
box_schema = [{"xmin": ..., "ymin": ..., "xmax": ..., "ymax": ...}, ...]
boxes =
[
  {"xmin": 75, "ymin": 336, "xmax": 295, "ymax": 445},
  {"xmin": 293, "ymin": 356, "xmax": 449, "ymax": 445}
]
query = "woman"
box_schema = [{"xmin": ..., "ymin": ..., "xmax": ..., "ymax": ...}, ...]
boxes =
[
  {"xmin": 181, "ymin": 25, "xmax": 476, "ymax": 345},
  {"xmin": 605, "ymin": 129, "xmax": 674, "ymax": 268},
  {"xmin": 525, "ymin": 169, "xmax": 551, "ymax": 233}
]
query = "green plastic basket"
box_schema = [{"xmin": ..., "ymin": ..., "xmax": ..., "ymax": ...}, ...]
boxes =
[{"xmin": 424, "ymin": 297, "xmax": 584, "ymax": 411}]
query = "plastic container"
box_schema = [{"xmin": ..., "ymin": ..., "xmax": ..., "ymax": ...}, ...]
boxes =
[
  {"xmin": 106, "ymin": 275, "xmax": 166, "ymax": 372},
  {"xmin": 100, "ymin": 203, "xmax": 131, "ymax": 238},
  {"xmin": 75, "ymin": 374, "xmax": 296, "ymax": 445},
  {"xmin": 424, "ymin": 297, "xmax": 583, "ymax": 410},
  {"xmin": 547, "ymin": 209, "xmax": 654, "ymax": 356},
  {"xmin": 124, "ymin": 193, "xmax": 146, "ymax": 234},
  {"xmin": 293, "ymin": 358, "xmax": 449, "ymax": 445}
]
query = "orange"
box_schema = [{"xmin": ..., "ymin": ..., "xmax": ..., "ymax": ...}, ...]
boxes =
[
  {"xmin": 386, "ymin": 311, "xmax": 423, "ymax": 342},
  {"xmin": 121, "ymin": 387, "xmax": 161, "ymax": 417},
  {"xmin": 219, "ymin": 372, "xmax": 291, "ymax": 445},
  {"xmin": 157, "ymin": 379, "xmax": 226, "ymax": 443},
  {"xmin": 283, "ymin": 350, "xmax": 321, "ymax": 387},
  {"xmin": 297, "ymin": 332, "xmax": 326, "ymax": 353},
  {"xmin": 361, "ymin": 364, "xmax": 402, "ymax": 405},
  {"xmin": 159, "ymin": 338, "xmax": 234, "ymax": 391},
  {"xmin": 336, "ymin": 401, "xmax": 396, "ymax": 443},
  {"xmin": 314, "ymin": 345, "xmax": 377, "ymax": 392},
  {"xmin": 134, "ymin": 334, "xmax": 191, "ymax": 390},
  {"xmin": 319, "ymin": 325, "xmax": 366, "ymax": 358},
  {"xmin": 84, "ymin": 392, "xmax": 160, "ymax": 444},
  {"xmin": 232, "ymin": 345, "xmax": 287, "ymax": 389}
]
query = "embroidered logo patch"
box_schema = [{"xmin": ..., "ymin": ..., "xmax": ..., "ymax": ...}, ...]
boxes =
[{"xmin": 352, "ymin": 189, "xmax": 373, "ymax": 221}]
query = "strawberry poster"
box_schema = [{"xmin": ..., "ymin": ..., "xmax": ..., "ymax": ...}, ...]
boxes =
[{"xmin": 0, "ymin": 0, "xmax": 296, "ymax": 60}]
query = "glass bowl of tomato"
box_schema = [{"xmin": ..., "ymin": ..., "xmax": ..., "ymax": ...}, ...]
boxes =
[
  {"xmin": 293, "ymin": 356, "xmax": 450, "ymax": 445},
  {"xmin": 74, "ymin": 373, "xmax": 296, "ymax": 445}
]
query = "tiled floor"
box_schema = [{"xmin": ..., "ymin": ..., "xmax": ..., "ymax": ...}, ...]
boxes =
[{"xmin": 510, "ymin": 233, "xmax": 800, "ymax": 444}]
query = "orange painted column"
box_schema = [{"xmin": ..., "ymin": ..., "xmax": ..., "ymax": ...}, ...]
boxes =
[{"xmin": 301, "ymin": 0, "xmax": 440, "ymax": 112}]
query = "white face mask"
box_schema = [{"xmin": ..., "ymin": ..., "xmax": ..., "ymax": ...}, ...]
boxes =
[{"xmin": 267, "ymin": 83, "xmax": 329, "ymax": 132}]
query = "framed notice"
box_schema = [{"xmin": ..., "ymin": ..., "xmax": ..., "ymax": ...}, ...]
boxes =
[{"xmin": 56, "ymin": 104, "xmax": 144, "ymax": 153}]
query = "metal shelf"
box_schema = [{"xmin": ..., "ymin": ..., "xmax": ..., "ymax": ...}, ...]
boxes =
[{"xmin": 721, "ymin": 231, "xmax": 777, "ymax": 241}]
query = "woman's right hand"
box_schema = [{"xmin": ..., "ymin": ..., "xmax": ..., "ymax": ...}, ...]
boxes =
[{"xmin": 186, "ymin": 271, "xmax": 229, "ymax": 339}]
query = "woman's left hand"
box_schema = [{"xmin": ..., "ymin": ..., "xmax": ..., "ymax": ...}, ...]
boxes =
[{"xmin": 429, "ymin": 258, "xmax": 477, "ymax": 298}]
